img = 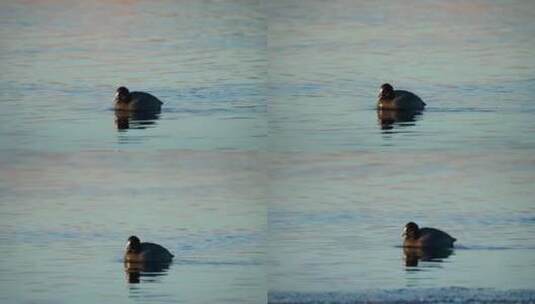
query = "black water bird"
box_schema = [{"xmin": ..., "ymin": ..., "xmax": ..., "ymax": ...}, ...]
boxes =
[
  {"xmin": 402, "ymin": 222, "xmax": 456, "ymax": 249},
  {"xmin": 124, "ymin": 235, "xmax": 174, "ymax": 263},
  {"xmin": 377, "ymin": 83, "xmax": 426, "ymax": 111},
  {"xmin": 114, "ymin": 87, "xmax": 163, "ymax": 111}
]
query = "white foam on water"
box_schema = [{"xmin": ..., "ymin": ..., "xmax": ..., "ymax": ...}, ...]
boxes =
[{"xmin": 269, "ymin": 287, "xmax": 535, "ymax": 304}]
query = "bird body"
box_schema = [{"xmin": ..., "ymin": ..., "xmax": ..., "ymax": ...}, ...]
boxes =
[
  {"xmin": 377, "ymin": 84, "xmax": 426, "ymax": 111},
  {"xmin": 402, "ymin": 222, "xmax": 456, "ymax": 249},
  {"xmin": 114, "ymin": 87, "xmax": 163, "ymax": 112},
  {"xmin": 124, "ymin": 236, "xmax": 174, "ymax": 263}
]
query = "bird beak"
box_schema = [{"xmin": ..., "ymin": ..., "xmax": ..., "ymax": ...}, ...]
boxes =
[
  {"xmin": 125, "ymin": 241, "xmax": 131, "ymax": 250},
  {"xmin": 378, "ymin": 89, "xmax": 383, "ymax": 98},
  {"xmin": 401, "ymin": 227, "xmax": 407, "ymax": 237}
]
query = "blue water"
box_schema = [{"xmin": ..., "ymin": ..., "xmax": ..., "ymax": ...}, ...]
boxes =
[
  {"xmin": 1, "ymin": 0, "xmax": 535, "ymax": 303},
  {"xmin": 265, "ymin": 0, "xmax": 535, "ymax": 302},
  {"xmin": 0, "ymin": 1, "xmax": 266, "ymax": 303}
]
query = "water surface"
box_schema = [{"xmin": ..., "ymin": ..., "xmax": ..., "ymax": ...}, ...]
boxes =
[
  {"xmin": 1, "ymin": 1, "xmax": 266, "ymax": 303},
  {"xmin": 266, "ymin": 0, "xmax": 535, "ymax": 302},
  {"xmin": 2, "ymin": 0, "xmax": 535, "ymax": 303}
]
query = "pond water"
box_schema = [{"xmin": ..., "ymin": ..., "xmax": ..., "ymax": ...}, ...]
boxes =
[
  {"xmin": 1, "ymin": 0, "xmax": 535, "ymax": 303},
  {"xmin": 1, "ymin": 1, "xmax": 266, "ymax": 303},
  {"xmin": 266, "ymin": 1, "xmax": 535, "ymax": 303}
]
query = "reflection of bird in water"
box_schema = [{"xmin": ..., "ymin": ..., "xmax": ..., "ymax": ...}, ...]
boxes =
[
  {"xmin": 124, "ymin": 260, "xmax": 172, "ymax": 284},
  {"xmin": 115, "ymin": 110, "xmax": 161, "ymax": 130},
  {"xmin": 403, "ymin": 246, "xmax": 453, "ymax": 267},
  {"xmin": 123, "ymin": 236, "xmax": 174, "ymax": 284},
  {"xmin": 377, "ymin": 109, "xmax": 422, "ymax": 130}
]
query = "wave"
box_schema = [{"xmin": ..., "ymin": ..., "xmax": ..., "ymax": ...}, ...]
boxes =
[{"xmin": 269, "ymin": 287, "xmax": 535, "ymax": 304}]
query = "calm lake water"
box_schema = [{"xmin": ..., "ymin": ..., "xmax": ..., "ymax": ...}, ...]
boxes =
[
  {"xmin": 1, "ymin": 1, "xmax": 266, "ymax": 303},
  {"xmin": 1, "ymin": 0, "xmax": 535, "ymax": 303}
]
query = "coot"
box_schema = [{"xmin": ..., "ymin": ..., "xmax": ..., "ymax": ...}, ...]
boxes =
[
  {"xmin": 377, "ymin": 83, "xmax": 426, "ymax": 111},
  {"xmin": 402, "ymin": 222, "xmax": 456, "ymax": 249},
  {"xmin": 114, "ymin": 87, "xmax": 163, "ymax": 111},
  {"xmin": 124, "ymin": 236, "xmax": 174, "ymax": 263}
]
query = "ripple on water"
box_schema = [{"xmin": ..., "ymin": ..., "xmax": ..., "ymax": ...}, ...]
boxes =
[{"xmin": 268, "ymin": 287, "xmax": 535, "ymax": 304}]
